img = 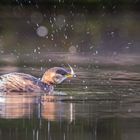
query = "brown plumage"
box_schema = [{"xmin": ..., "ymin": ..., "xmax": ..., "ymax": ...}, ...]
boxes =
[{"xmin": 0, "ymin": 66, "xmax": 75, "ymax": 93}]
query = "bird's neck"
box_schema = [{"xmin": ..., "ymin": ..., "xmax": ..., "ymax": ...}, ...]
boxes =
[
  {"xmin": 41, "ymin": 72, "xmax": 55, "ymax": 85},
  {"xmin": 41, "ymin": 78, "xmax": 54, "ymax": 85}
]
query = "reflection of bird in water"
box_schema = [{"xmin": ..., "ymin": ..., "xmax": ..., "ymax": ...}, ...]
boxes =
[
  {"xmin": 0, "ymin": 65, "xmax": 76, "ymax": 93},
  {"xmin": 0, "ymin": 94, "xmax": 35, "ymax": 119}
]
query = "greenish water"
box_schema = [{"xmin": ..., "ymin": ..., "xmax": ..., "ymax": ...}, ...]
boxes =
[{"xmin": 1, "ymin": 53, "xmax": 140, "ymax": 140}]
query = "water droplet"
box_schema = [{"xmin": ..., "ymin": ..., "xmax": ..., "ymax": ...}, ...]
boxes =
[
  {"xmin": 113, "ymin": 51, "xmax": 117, "ymax": 55},
  {"xmin": 40, "ymin": 67, "xmax": 43, "ymax": 71},
  {"xmin": 85, "ymin": 86, "xmax": 88, "ymax": 89},
  {"xmin": 128, "ymin": 109, "xmax": 131, "ymax": 113},
  {"xmin": 64, "ymin": 34, "xmax": 68, "ymax": 39},
  {"xmin": 36, "ymin": 26, "xmax": 48, "ymax": 37},
  {"xmin": 126, "ymin": 46, "xmax": 129, "ymax": 49},
  {"xmin": 0, "ymin": 50, "xmax": 4, "ymax": 54},
  {"xmin": 82, "ymin": 80, "xmax": 86, "ymax": 83},
  {"xmin": 27, "ymin": 20, "xmax": 30, "ymax": 24},
  {"xmin": 90, "ymin": 46, "xmax": 94, "ymax": 50},
  {"xmin": 53, "ymin": 17, "xmax": 56, "ymax": 21},
  {"xmin": 95, "ymin": 50, "xmax": 98, "ymax": 54},
  {"xmin": 110, "ymin": 31, "xmax": 114, "ymax": 35},
  {"xmin": 128, "ymin": 42, "xmax": 132, "ymax": 45}
]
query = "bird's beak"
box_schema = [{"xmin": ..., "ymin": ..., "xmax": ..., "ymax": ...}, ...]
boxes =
[
  {"xmin": 65, "ymin": 74, "xmax": 74, "ymax": 78},
  {"xmin": 66, "ymin": 64, "xmax": 76, "ymax": 78}
]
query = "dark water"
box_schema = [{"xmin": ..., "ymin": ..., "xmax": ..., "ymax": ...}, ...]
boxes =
[{"xmin": 0, "ymin": 53, "xmax": 140, "ymax": 140}]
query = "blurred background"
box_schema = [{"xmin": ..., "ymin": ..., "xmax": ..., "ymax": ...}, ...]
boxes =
[{"xmin": 0, "ymin": 0, "xmax": 140, "ymax": 71}]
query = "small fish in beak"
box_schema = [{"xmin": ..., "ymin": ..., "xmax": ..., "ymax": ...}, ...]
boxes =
[{"xmin": 66, "ymin": 64, "xmax": 76, "ymax": 78}]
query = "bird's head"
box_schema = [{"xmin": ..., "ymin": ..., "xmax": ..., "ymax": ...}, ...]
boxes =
[{"xmin": 41, "ymin": 65, "xmax": 76, "ymax": 85}]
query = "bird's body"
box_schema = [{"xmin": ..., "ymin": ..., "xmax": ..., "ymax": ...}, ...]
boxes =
[
  {"xmin": 0, "ymin": 66, "xmax": 75, "ymax": 93},
  {"xmin": 0, "ymin": 72, "xmax": 53, "ymax": 93}
]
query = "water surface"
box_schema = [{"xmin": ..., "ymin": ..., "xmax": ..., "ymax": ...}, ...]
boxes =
[{"xmin": 0, "ymin": 53, "xmax": 140, "ymax": 140}]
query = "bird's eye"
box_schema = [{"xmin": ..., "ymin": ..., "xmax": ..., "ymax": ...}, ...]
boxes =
[{"xmin": 56, "ymin": 69, "xmax": 68, "ymax": 76}]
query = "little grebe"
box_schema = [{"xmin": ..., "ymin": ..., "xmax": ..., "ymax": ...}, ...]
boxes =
[{"xmin": 0, "ymin": 65, "xmax": 76, "ymax": 93}]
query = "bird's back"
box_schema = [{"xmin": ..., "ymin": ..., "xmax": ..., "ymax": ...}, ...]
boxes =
[{"xmin": 0, "ymin": 72, "xmax": 49, "ymax": 92}]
